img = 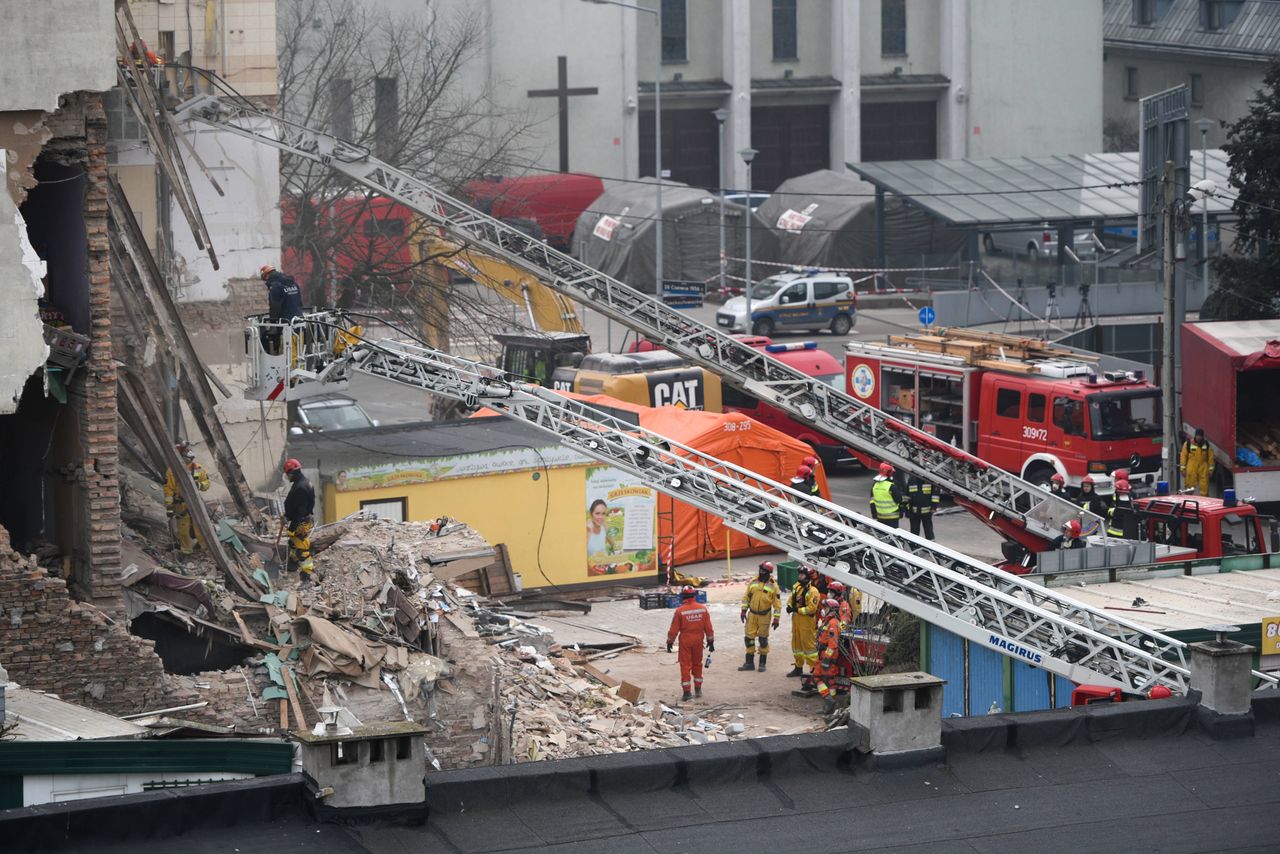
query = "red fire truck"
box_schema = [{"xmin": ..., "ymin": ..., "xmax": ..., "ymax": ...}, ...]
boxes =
[{"xmin": 844, "ymin": 330, "xmax": 1165, "ymax": 492}]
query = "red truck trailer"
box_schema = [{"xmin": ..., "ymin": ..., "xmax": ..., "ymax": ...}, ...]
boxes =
[
  {"xmin": 1180, "ymin": 320, "xmax": 1280, "ymax": 503},
  {"xmin": 462, "ymin": 173, "xmax": 605, "ymax": 253}
]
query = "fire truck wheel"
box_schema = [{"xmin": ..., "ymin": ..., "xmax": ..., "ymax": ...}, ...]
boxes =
[{"xmin": 1025, "ymin": 464, "xmax": 1056, "ymax": 490}]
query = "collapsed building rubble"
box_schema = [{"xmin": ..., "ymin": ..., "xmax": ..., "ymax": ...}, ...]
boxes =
[{"xmin": 113, "ymin": 514, "xmax": 758, "ymax": 768}]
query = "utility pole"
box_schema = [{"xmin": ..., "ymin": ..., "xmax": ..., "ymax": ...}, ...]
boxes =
[{"xmin": 1161, "ymin": 160, "xmax": 1179, "ymax": 490}]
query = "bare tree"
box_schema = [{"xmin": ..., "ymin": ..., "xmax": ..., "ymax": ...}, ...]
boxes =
[{"xmin": 277, "ymin": 0, "xmax": 543, "ymax": 349}]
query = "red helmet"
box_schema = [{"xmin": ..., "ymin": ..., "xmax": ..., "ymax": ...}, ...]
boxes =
[
  {"xmin": 175, "ymin": 441, "xmax": 194, "ymax": 461},
  {"xmin": 1147, "ymin": 685, "xmax": 1173, "ymax": 700},
  {"xmin": 680, "ymin": 584, "xmax": 697, "ymax": 598},
  {"xmin": 758, "ymin": 561, "xmax": 775, "ymax": 575},
  {"xmin": 1050, "ymin": 472, "xmax": 1065, "ymax": 485},
  {"xmin": 878, "ymin": 462, "xmax": 894, "ymax": 477},
  {"xmin": 1112, "ymin": 468, "xmax": 1130, "ymax": 482},
  {"xmin": 823, "ymin": 598, "xmax": 840, "ymax": 612},
  {"xmin": 283, "ymin": 458, "xmax": 303, "ymax": 474},
  {"xmin": 802, "ymin": 456, "xmax": 818, "ymax": 468},
  {"xmin": 1081, "ymin": 475, "xmax": 1095, "ymax": 487},
  {"xmin": 795, "ymin": 464, "xmax": 813, "ymax": 478},
  {"xmin": 1115, "ymin": 479, "xmax": 1132, "ymax": 494},
  {"xmin": 259, "ymin": 264, "xmax": 276, "ymax": 280},
  {"xmin": 1063, "ymin": 519, "xmax": 1082, "ymax": 537},
  {"xmin": 827, "ymin": 581, "xmax": 845, "ymax": 597}
]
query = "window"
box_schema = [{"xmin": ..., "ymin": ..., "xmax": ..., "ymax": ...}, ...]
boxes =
[
  {"xmin": 329, "ymin": 77, "xmax": 354, "ymax": 140},
  {"xmin": 1053, "ymin": 396, "xmax": 1085, "ymax": 437},
  {"xmin": 332, "ymin": 741, "xmax": 356, "ymax": 766},
  {"xmin": 772, "ymin": 0, "xmax": 797, "ymax": 60},
  {"xmin": 395, "ymin": 736, "xmax": 413, "ymax": 760},
  {"xmin": 374, "ymin": 76, "xmax": 400, "ymax": 160},
  {"xmin": 883, "ymin": 688, "xmax": 904, "ymax": 712},
  {"xmin": 913, "ymin": 688, "xmax": 932, "ymax": 710},
  {"xmin": 1027, "ymin": 393, "xmax": 1046, "ymax": 423},
  {"xmin": 1087, "ymin": 392, "xmax": 1161, "ymax": 440},
  {"xmin": 779, "ymin": 283, "xmax": 807, "ymax": 304},
  {"xmin": 661, "ymin": 0, "xmax": 687, "ymax": 63},
  {"xmin": 360, "ymin": 498, "xmax": 407, "ymax": 522},
  {"xmin": 1220, "ymin": 514, "xmax": 1260, "ymax": 556},
  {"xmin": 1133, "ymin": 0, "xmax": 1155, "ymax": 24},
  {"xmin": 158, "ymin": 30, "xmax": 175, "ymax": 65},
  {"xmin": 813, "ymin": 281, "xmax": 846, "ymax": 300},
  {"xmin": 1124, "ymin": 66, "xmax": 1139, "ymax": 99},
  {"xmin": 1200, "ymin": 0, "xmax": 1242, "ymax": 31},
  {"xmin": 721, "ymin": 384, "xmax": 758, "ymax": 409},
  {"xmin": 1190, "ymin": 73, "xmax": 1204, "ymax": 106},
  {"xmin": 363, "ymin": 217, "xmax": 407, "ymax": 239},
  {"xmin": 105, "ymin": 86, "xmax": 145, "ymax": 142},
  {"xmin": 369, "ymin": 739, "xmax": 386, "ymax": 764},
  {"xmin": 995, "ymin": 388, "xmax": 1021, "ymax": 419},
  {"xmin": 881, "ymin": 0, "xmax": 906, "ymax": 56}
]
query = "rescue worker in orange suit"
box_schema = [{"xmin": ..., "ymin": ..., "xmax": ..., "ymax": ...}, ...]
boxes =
[
  {"xmin": 1180, "ymin": 427, "xmax": 1214, "ymax": 496},
  {"xmin": 164, "ymin": 442, "xmax": 210, "ymax": 555},
  {"xmin": 283, "ymin": 458, "xmax": 316, "ymax": 580},
  {"xmin": 785, "ymin": 567, "xmax": 821, "ymax": 677},
  {"xmin": 739, "ymin": 561, "xmax": 781, "ymax": 673},
  {"xmin": 1107, "ymin": 479, "xmax": 1139, "ymax": 539},
  {"xmin": 1077, "ymin": 475, "xmax": 1109, "ymax": 520},
  {"xmin": 667, "ymin": 585, "xmax": 714, "ymax": 701},
  {"xmin": 905, "ymin": 475, "xmax": 940, "ymax": 540},
  {"xmin": 826, "ymin": 580, "xmax": 856, "ymax": 629},
  {"xmin": 869, "ymin": 462, "xmax": 906, "ymax": 528},
  {"xmin": 813, "ymin": 604, "xmax": 845, "ymax": 712},
  {"xmin": 1051, "ymin": 519, "xmax": 1086, "ymax": 550}
]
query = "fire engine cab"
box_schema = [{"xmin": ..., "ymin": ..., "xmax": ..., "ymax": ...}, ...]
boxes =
[{"xmin": 845, "ymin": 329, "xmax": 1164, "ymax": 491}]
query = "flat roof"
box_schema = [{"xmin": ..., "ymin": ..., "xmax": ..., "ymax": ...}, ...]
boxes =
[
  {"xmin": 847, "ymin": 151, "xmax": 1234, "ymax": 227},
  {"xmin": 287, "ymin": 417, "xmax": 560, "ymax": 472},
  {"xmin": 1063, "ymin": 568, "xmax": 1280, "ymax": 633},
  {"xmin": 1187, "ymin": 319, "xmax": 1280, "ymax": 356},
  {"xmin": 3, "ymin": 684, "xmax": 149, "ymax": 742}
]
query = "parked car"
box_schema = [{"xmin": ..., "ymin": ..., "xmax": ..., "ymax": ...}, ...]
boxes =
[
  {"xmin": 715, "ymin": 271, "xmax": 856, "ymax": 337},
  {"xmin": 982, "ymin": 224, "xmax": 1100, "ymax": 262},
  {"xmin": 291, "ymin": 393, "xmax": 378, "ymax": 434},
  {"xmin": 722, "ymin": 191, "xmax": 771, "ymax": 212}
]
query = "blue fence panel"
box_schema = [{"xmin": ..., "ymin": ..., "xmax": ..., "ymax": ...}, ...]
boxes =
[
  {"xmin": 1012, "ymin": 660, "xmax": 1052, "ymax": 712},
  {"xmin": 926, "ymin": 624, "xmax": 967, "ymax": 718},
  {"xmin": 1054, "ymin": 675, "xmax": 1076, "ymax": 708},
  {"xmin": 968, "ymin": 641, "xmax": 1005, "ymax": 715}
]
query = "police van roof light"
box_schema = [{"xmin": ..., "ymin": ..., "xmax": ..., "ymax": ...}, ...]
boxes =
[{"xmin": 764, "ymin": 342, "xmax": 819, "ymax": 353}]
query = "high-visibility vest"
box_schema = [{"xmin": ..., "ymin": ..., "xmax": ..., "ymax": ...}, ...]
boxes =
[{"xmin": 871, "ymin": 478, "xmax": 901, "ymax": 520}]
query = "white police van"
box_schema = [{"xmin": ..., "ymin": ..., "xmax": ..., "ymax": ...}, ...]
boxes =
[{"xmin": 715, "ymin": 271, "xmax": 856, "ymax": 337}]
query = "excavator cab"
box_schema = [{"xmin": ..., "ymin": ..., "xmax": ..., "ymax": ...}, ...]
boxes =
[{"xmin": 495, "ymin": 332, "xmax": 590, "ymax": 387}]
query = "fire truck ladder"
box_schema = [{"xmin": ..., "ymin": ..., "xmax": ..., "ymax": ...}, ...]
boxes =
[
  {"xmin": 172, "ymin": 92, "xmax": 1095, "ymax": 552},
  {"xmin": 268, "ymin": 315, "xmax": 1188, "ymax": 693}
]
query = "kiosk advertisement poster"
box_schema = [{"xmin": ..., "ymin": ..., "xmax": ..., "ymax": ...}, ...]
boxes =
[{"xmin": 584, "ymin": 465, "xmax": 656, "ymax": 577}]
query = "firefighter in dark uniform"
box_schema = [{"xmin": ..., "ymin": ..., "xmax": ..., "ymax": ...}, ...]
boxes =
[
  {"xmin": 1106, "ymin": 478, "xmax": 1139, "ymax": 539},
  {"xmin": 283, "ymin": 458, "xmax": 316, "ymax": 580},
  {"xmin": 905, "ymin": 475, "xmax": 940, "ymax": 540}
]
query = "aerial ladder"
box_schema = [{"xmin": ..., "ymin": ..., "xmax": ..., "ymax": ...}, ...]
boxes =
[
  {"xmin": 172, "ymin": 90, "xmax": 1094, "ymax": 555},
  {"xmin": 249, "ymin": 310, "xmax": 1201, "ymax": 694}
]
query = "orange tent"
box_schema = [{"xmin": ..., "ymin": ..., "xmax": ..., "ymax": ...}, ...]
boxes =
[{"xmin": 563, "ymin": 393, "xmax": 831, "ymax": 567}]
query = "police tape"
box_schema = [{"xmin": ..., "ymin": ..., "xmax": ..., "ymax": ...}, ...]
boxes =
[{"xmin": 722, "ymin": 257, "xmax": 960, "ymax": 274}]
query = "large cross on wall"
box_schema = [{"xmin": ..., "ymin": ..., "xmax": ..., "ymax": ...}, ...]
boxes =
[{"xmin": 527, "ymin": 55, "xmax": 599, "ymax": 173}]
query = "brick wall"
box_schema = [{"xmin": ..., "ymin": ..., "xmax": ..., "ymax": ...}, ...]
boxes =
[
  {"xmin": 79, "ymin": 93, "xmax": 122, "ymax": 613},
  {"xmin": 0, "ymin": 527, "xmax": 192, "ymax": 716}
]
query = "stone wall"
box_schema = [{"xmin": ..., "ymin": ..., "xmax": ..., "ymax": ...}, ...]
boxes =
[{"xmin": 0, "ymin": 527, "xmax": 191, "ymax": 716}]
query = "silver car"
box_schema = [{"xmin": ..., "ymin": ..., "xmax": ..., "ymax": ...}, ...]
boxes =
[{"xmin": 983, "ymin": 224, "xmax": 1100, "ymax": 262}]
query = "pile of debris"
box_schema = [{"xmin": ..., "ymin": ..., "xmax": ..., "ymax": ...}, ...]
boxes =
[{"xmin": 122, "ymin": 514, "xmax": 766, "ymax": 767}]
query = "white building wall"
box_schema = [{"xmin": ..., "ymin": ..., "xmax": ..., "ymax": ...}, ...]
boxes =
[
  {"xmin": 23, "ymin": 770, "xmax": 249, "ymax": 807},
  {"xmin": 966, "ymin": 0, "xmax": 1103, "ymax": 157},
  {"xmin": 0, "ymin": 0, "xmax": 115, "ymax": 112},
  {"xmin": 168, "ymin": 122, "xmax": 282, "ymax": 302},
  {"xmin": 860, "ymin": 0, "xmax": 943, "ymax": 77}
]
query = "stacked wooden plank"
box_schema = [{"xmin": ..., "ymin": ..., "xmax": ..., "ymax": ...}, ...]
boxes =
[
  {"xmin": 888, "ymin": 327, "xmax": 1099, "ymax": 373},
  {"xmin": 1239, "ymin": 424, "xmax": 1280, "ymax": 463}
]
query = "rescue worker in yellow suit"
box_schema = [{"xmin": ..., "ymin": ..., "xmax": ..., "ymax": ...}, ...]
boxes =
[
  {"xmin": 785, "ymin": 567, "xmax": 821, "ymax": 678},
  {"xmin": 163, "ymin": 442, "xmax": 210, "ymax": 555},
  {"xmin": 1180, "ymin": 427, "xmax": 1215, "ymax": 496},
  {"xmin": 739, "ymin": 561, "xmax": 782, "ymax": 673}
]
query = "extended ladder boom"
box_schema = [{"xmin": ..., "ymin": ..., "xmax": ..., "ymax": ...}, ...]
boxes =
[
  {"xmin": 276, "ymin": 312, "xmax": 1188, "ymax": 693},
  {"xmin": 173, "ymin": 93, "xmax": 1095, "ymax": 551}
]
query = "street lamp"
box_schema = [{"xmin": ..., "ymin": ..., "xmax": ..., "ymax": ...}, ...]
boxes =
[
  {"xmin": 1195, "ymin": 117, "xmax": 1215, "ymax": 277},
  {"xmin": 739, "ymin": 147, "xmax": 757, "ymax": 333},
  {"xmin": 584, "ymin": 0, "xmax": 663, "ymax": 298},
  {"xmin": 713, "ymin": 107, "xmax": 728, "ymax": 296}
]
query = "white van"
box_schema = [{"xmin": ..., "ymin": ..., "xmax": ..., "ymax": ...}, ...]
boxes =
[{"xmin": 714, "ymin": 271, "xmax": 856, "ymax": 337}]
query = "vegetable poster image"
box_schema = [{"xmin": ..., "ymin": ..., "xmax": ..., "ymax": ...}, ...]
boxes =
[{"xmin": 584, "ymin": 465, "xmax": 656, "ymax": 577}]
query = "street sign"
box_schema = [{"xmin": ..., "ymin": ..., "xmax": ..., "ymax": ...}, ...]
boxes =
[{"xmin": 918, "ymin": 306, "xmax": 936, "ymax": 327}]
